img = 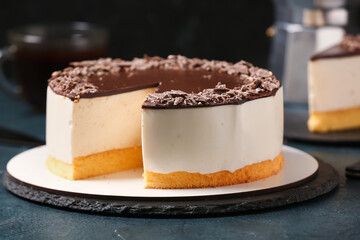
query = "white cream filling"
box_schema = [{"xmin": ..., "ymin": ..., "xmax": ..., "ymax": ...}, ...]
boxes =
[
  {"xmin": 46, "ymin": 87, "xmax": 155, "ymax": 163},
  {"xmin": 142, "ymin": 87, "xmax": 283, "ymax": 174},
  {"xmin": 308, "ymin": 55, "xmax": 360, "ymax": 113}
]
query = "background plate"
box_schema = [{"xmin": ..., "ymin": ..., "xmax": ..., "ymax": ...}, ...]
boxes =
[{"xmin": 284, "ymin": 105, "xmax": 360, "ymax": 144}]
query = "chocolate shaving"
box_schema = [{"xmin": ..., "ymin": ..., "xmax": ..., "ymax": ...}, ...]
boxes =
[
  {"xmin": 340, "ymin": 35, "xmax": 360, "ymax": 51},
  {"xmin": 143, "ymin": 77, "xmax": 280, "ymax": 108}
]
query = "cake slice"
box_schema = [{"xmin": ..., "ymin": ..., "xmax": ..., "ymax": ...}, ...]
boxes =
[
  {"xmin": 142, "ymin": 84, "xmax": 283, "ymax": 189},
  {"xmin": 308, "ymin": 35, "xmax": 360, "ymax": 133},
  {"xmin": 46, "ymin": 86, "xmax": 155, "ymax": 180}
]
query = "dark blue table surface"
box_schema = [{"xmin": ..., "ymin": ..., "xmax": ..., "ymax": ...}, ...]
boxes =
[{"xmin": 0, "ymin": 90, "xmax": 359, "ymax": 240}]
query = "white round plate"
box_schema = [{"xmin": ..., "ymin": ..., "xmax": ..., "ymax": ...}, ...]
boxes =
[{"xmin": 6, "ymin": 145, "xmax": 318, "ymax": 198}]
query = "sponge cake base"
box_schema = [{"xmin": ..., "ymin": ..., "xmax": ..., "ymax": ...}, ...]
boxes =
[
  {"xmin": 143, "ymin": 152, "xmax": 284, "ymax": 189},
  {"xmin": 46, "ymin": 146, "xmax": 142, "ymax": 180},
  {"xmin": 308, "ymin": 106, "xmax": 360, "ymax": 133}
]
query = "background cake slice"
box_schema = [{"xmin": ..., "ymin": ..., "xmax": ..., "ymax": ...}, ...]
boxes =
[{"xmin": 308, "ymin": 35, "xmax": 360, "ymax": 133}]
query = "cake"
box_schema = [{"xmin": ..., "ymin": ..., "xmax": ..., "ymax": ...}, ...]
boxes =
[
  {"xmin": 308, "ymin": 35, "xmax": 360, "ymax": 133},
  {"xmin": 46, "ymin": 55, "xmax": 284, "ymax": 188}
]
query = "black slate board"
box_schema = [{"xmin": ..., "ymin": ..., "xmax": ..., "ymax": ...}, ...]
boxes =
[
  {"xmin": 284, "ymin": 106, "xmax": 360, "ymax": 144},
  {"xmin": 2, "ymin": 160, "xmax": 339, "ymax": 217}
]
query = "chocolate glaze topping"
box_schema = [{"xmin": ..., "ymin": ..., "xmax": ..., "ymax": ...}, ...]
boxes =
[
  {"xmin": 311, "ymin": 35, "xmax": 360, "ymax": 61},
  {"xmin": 48, "ymin": 55, "xmax": 281, "ymax": 108}
]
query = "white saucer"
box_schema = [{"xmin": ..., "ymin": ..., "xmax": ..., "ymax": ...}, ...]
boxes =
[{"xmin": 6, "ymin": 145, "xmax": 318, "ymax": 198}]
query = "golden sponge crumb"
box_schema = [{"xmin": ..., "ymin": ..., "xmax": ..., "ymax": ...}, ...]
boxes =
[
  {"xmin": 308, "ymin": 106, "xmax": 360, "ymax": 133},
  {"xmin": 143, "ymin": 152, "xmax": 284, "ymax": 189},
  {"xmin": 46, "ymin": 146, "xmax": 142, "ymax": 180}
]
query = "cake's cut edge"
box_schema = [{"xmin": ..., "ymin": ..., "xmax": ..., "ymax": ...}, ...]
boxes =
[
  {"xmin": 143, "ymin": 152, "xmax": 284, "ymax": 189},
  {"xmin": 46, "ymin": 146, "xmax": 143, "ymax": 180},
  {"xmin": 308, "ymin": 106, "xmax": 360, "ymax": 133}
]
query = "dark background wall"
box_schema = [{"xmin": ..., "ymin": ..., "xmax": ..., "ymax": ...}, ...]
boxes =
[{"xmin": 0, "ymin": 0, "xmax": 274, "ymax": 68}]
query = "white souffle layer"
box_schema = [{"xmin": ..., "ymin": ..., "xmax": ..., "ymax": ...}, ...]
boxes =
[
  {"xmin": 308, "ymin": 55, "xmax": 360, "ymax": 113},
  {"xmin": 142, "ymin": 87, "xmax": 284, "ymax": 174},
  {"xmin": 46, "ymin": 87, "xmax": 155, "ymax": 164}
]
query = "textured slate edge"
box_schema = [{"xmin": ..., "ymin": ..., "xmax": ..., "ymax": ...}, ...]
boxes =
[{"xmin": 2, "ymin": 160, "xmax": 339, "ymax": 217}]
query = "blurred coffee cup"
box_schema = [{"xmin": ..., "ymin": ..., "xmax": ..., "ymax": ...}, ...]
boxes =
[{"xmin": 0, "ymin": 22, "xmax": 108, "ymax": 110}]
